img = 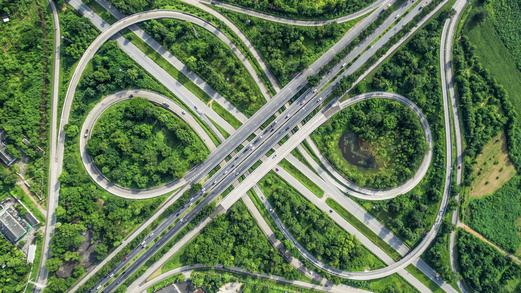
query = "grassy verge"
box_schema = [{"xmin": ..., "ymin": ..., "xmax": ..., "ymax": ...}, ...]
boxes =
[
  {"xmin": 211, "ymin": 102, "xmax": 243, "ymax": 129},
  {"xmin": 405, "ymin": 265, "xmax": 445, "ymax": 293},
  {"xmin": 10, "ymin": 186, "xmax": 46, "ymax": 224},
  {"xmin": 279, "ymin": 159, "xmax": 324, "ymax": 198},
  {"xmin": 122, "ymin": 31, "xmax": 213, "ymax": 104}
]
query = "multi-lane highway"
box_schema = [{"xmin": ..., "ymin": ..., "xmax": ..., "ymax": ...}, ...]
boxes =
[
  {"xmin": 41, "ymin": 0, "xmax": 467, "ymax": 290},
  {"xmin": 81, "ymin": 0, "xmax": 458, "ymax": 290}
]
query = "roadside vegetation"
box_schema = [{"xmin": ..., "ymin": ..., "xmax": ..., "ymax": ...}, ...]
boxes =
[
  {"xmin": 164, "ymin": 200, "xmax": 303, "ymax": 280},
  {"xmin": 457, "ymin": 230, "xmax": 521, "ymax": 292},
  {"xmin": 350, "ymin": 13, "xmax": 456, "ymax": 279},
  {"xmin": 464, "ymin": 177, "xmax": 521, "ymax": 255},
  {"xmin": 259, "ymin": 172, "xmax": 384, "ymax": 272},
  {"xmin": 312, "ymin": 99, "xmax": 428, "ymax": 189},
  {"xmin": 0, "ymin": 238, "xmax": 31, "ymax": 292},
  {"xmin": 87, "ymin": 98, "xmax": 209, "ymax": 189},
  {"xmin": 218, "ymin": 10, "xmax": 358, "ymax": 86},
  {"xmin": 139, "ymin": 19, "xmax": 265, "ymax": 116},
  {"xmin": 218, "ymin": 0, "xmax": 375, "ymax": 20},
  {"xmin": 0, "ymin": 0, "xmax": 53, "ymax": 199},
  {"xmin": 44, "ymin": 37, "xmax": 185, "ymax": 292}
]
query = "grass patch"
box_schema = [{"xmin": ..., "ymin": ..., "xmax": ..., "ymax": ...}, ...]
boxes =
[
  {"xmin": 469, "ymin": 132, "xmax": 516, "ymax": 197},
  {"xmin": 279, "ymin": 159, "xmax": 324, "ymax": 198},
  {"xmin": 405, "ymin": 265, "xmax": 445, "ymax": 293},
  {"xmin": 211, "ymin": 101, "xmax": 243, "ymax": 129}
]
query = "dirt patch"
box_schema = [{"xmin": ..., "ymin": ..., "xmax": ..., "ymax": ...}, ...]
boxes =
[
  {"xmin": 78, "ymin": 229, "xmax": 100, "ymax": 268},
  {"xmin": 56, "ymin": 260, "xmax": 77, "ymax": 279},
  {"xmin": 469, "ymin": 132, "xmax": 517, "ymax": 197},
  {"xmin": 217, "ymin": 283, "xmax": 242, "ymax": 293}
]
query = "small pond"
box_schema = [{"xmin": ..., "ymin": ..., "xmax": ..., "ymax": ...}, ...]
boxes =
[{"xmin": 338, "ymin": 132, "xmax": 376, "ymax": 169}]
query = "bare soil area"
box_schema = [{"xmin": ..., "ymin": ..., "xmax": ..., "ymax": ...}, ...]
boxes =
[{"xmin": 469, "ymin": 132, "xmax": 516, "ymax": 197}]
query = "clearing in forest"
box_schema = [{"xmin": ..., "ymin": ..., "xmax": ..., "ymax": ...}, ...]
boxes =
[{"xmin": 469, "ymin": 132, "xmax": 516, "ymax": 197}]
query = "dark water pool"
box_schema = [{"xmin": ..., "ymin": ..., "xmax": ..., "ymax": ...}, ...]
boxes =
[{"xmin": 337, "ymin": 132, "xmax": 376, "ymax": 169}]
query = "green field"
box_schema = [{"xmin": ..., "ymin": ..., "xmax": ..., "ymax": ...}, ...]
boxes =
[
  {"xmin": 463, "ymin": 10, "xmax": 521, "ymax": 118},
  {"xmin": 279, "ymin": 159, "xmax": 324, "ymax": 198}
]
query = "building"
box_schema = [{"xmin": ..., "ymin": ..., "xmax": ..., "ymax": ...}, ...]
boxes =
[
  {"xmin": 0, "ymin": 206, "xmax": 31, "ymax": 243},
  {"xmin": 2, "ymin": 18, "xmax": 9, "ymax": 23},
  {"xmin": 0, "ymin": 130, "xmax": 16, "ymax": 166}
]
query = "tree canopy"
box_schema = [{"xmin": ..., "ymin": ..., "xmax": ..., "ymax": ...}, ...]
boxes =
[{"xmin": 87, "ymin": 97, "xmax": 209, "ymax": 189}]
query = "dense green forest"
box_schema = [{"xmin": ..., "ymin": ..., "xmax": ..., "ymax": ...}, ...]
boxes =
[
  {"xmin": 458, "ymin": 230, "xmax": 521, "ymax": 292},
  {"xmin": 140, "ymin": 19, "xmax": 265, "ymax": 116},
  {"xmin": 465, "ymin": 177, "xmax": 521, "ymax": 254},
  {"xmin": 87, "ymin": 98, "xmax": 209, "ymax": 189},
  {"xmin": 0, "ymin": 0, "xmax": 53, "ymax": 197},
  {"xmin": 218, "ymin": 10, "xmax": 356, "ymax": 86},
  {"xmin": 260, "ymin": 172, "xmax": 383, "ymax": 271},
  {"xmin": 218, "ymin": 0, "xmax": 374, "ymax": 20},
  {"xmin": 183, "ymin": 201, "xmax": 302, "ymax": 279},
  {"xmin": 352, "ymin": 14, "xmax": 447, "ymax": 248},
  {"xmin": 312, "ymin": 99, "xmax": 428, "ymax": 189},
  {"xmin": 0, "ymin": 238, "xmax": 31, "ymax": 292}
]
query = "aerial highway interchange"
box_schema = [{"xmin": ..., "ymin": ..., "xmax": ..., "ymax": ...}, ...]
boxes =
[{"xmin": 33, "ymin": 0, "xmax": 469, "ymax": 292}]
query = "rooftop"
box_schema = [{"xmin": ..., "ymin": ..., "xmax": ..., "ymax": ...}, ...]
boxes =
[
  {"xmin": 0, "ymin": 130, "xmax": 16, "ymax": 166},
  {"xmin": 0, "ymin": 206, "xmax": 30, "ymax": 243}
]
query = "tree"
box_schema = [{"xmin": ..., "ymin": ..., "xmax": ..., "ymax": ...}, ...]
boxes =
[
  {"xmin": 45, "ymin": 258, "xmax": 63, "ymax": 273},
  {"xmin": 95, "ymin": 243, "xmax": 108, "ymax": 260},
  {"xmin": 64, "ymin": 124, "xmax": 79, "ymax": 138}
]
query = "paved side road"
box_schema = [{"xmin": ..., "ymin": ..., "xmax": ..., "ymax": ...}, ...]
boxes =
[
  {"xmin": 135, "ymin": 264, "xmax": 371, "ymax": 293},
  {"xmin": 35, "ymin": 0, "xmax": 61, "ymax": 290},
  {"xmin": 202, "ymin": 0, "xmax": 385, "ymax": 26}
]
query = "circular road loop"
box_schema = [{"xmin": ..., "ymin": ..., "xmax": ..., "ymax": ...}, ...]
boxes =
[{"xmin": 79, "ymin": 89, "xmax": 216, "ymax": 199}]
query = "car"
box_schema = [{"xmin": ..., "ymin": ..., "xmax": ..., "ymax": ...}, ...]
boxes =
[
  {"xmin": 300, "ymin": 100, "xmax": 304, "ymax": 105},
  {"xmin": 313, "ymin": 89, "xmax": 317, "ymax": 93},
  {"xmin": 109, "ymin": 273, "xmax": 114, "ymax": 278},
  {"xmin": 269, "ymin": 209, "xmax": 273, "ymax": 213},
  {"xmin": 285, "ymin": 114, "xmax": 289, "ymax": 119},
  {"xmin": 235, "ymin": 172, "xmax": 239, "ymax": 176},
  {"xmin": 162, "ymin": 102, "xmax": 169, "ymax": 107},
  {"xmin": 317, "ymin": 97, "xmax": 322, "ymax": 102},
  {"xmin": 96, "ymin": 285, "xmax": 102, "ymax": 290},
  {"xmin": 182, "ymin": 111, "xmax": 186, "ymax": 115},
  {"xmin": 329, "ymin": 210, "xmax": 333, "ymax": 213},
  {"xmin": 275, "ymin": 168, "xmax": 279, "ymax": 171},
  {"xmin": 213, "ymin": 180, "xmax": 217, "ymax": 185},
  {"xmin": 129, "ymin": 94, "xmax": 133, "ymax": 98},
  {"xmin": 270, "ymin": 128, "xmax": 274, "ymax": 132},
  {"xmin": 84, "ymin": 129, "xmax": 89, "ymax": 138},
  {"xmin": 395, "ymin": 14, "xmax": 400, "ymax": 18},
  {"xmin": 272, "ymin": 155, "xmax": 277, "ymax": 159},
  {"xmin": 285, "ymin": 127, "xmax": 290, "ymax": 131},
  {"xmin": 341, "ymin": 63, "xmax": 346, "ymax": 68},
  {"xmin": 123, "ymin": 257, "xmax": 127, "ymax": 261},
  {"xmin": 224, "ymin": 170, "xmax": 228, "ymax": 175},
  {"xmin": 458, "ymin": 165, "xmax": 461, "ymax": 169}
]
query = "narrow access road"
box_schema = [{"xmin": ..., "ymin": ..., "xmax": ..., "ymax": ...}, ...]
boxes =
[
  {"xmin": 35, "ymin": 0, "xmax": 61, "ymax": 290},
  {"xmin": 136, "ymin": 264, "xmax": 371, "ymax": 293},
  {"xmin": 202, "ymin": 0, "xmax": 384, "ymax": 26}
]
